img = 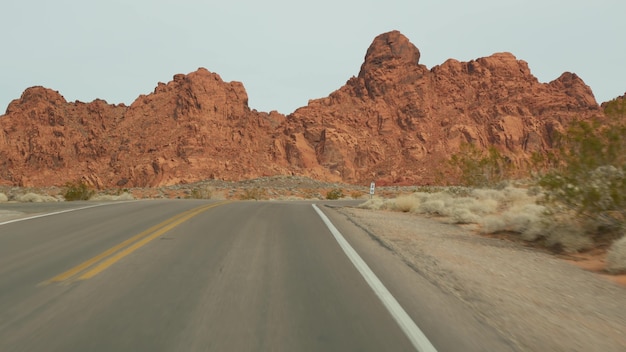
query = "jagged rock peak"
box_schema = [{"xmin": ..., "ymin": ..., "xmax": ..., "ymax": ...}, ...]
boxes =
[
  {"xmin": 5, "ymin": 86, "xmax": 67, "ymax": 114},
  {"xmin": 359, "ymin": 30, "xmax": 421, "ymax": 76}
]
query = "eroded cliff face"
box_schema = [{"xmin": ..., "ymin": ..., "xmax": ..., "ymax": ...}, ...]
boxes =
[
  {"xmin": 286, "ymin": 31, "xmax": 601, "ymax": 184},
  {"xmin": 0, "ymin": 31, "xmax": 605, "ymax": 188},
  {"xmin": 0, "ymin": 87, "xmax": 127, "ymax": 186},
  {"xmin": 0, "ymin": 69, "xmax": 301, "ymax": 187}
]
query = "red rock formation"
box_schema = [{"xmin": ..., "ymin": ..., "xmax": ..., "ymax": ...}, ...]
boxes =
[
  {"xmin": 0, "ymin": 87, "xmax": 126, "ymax": 187},
  {"xmin": 0, "ymin": 69, "xmax": 298, "ymax": 187},
  {"xmin": 108, "ymin": 68, "xmax": 295, "ymax": 187},
  {"xmin": 0, "ymin": 30, "xmax": 606, "ymax": 188},
  {"xmin": 286, "ymin": 31, "xmax": 601, "ymax": 184}
]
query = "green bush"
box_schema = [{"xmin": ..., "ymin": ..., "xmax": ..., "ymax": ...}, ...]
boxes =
[
  {"xmin": 63, "ymin": 181, "xmax": 95, "ymax": 201},
  {"xmin": 326, "ymin": 189, "xmax": 344, "ymax": 200},
  {"xmin": 537, "ymin": 119, "xmax": 626, "ymax": 238},
  {"xmin": 449, "ymin": 143, "xmax": 511, "ymax": 187}
]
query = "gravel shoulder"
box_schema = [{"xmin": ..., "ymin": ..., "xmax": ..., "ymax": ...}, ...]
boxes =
[{"xmin": 339, "ymin": 207, "xmax": 626, "ymax": 352}]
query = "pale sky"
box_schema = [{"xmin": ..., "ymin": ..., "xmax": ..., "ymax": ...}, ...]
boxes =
[{"xmin": 2, "ymin": 0, "xmax": 624, "ymax": 115}]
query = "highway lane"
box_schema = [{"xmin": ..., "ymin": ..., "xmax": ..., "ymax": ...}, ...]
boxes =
[{"xmin": 0, "ymin": 200, "xmax": 513, "ymax": 351}]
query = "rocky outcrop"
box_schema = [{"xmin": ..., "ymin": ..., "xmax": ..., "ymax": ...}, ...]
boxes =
[
  {"xmin": 0, "ymin": 69, "xmax": 302, "ymax": 187},
  {"xmin": 286, "ymin": 31, "xmax": 601, "ymax": 184},
  {"xmin": 602, "ymin": 93, "xmax": 626, "ymax": 118},
  {"xmin": 108, "ymin": 68, "xmax": 294, "ymax": 187},
  {"xmin": 0, "ymin": 87, "xmax": 126, "ymax": 186},
  {"xmin": 0, "ymin": 31, "xmax": 606, "ymax": 188}
]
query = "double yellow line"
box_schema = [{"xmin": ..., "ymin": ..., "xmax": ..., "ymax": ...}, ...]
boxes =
[{"xmin": 43, "ymin": 201, "xmax": 229, "ymax": 285}]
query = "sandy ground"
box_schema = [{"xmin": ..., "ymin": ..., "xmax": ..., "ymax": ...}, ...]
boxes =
[{"xmin": 339, "ymin": 207, "xmax": 626, "ymax": 352}]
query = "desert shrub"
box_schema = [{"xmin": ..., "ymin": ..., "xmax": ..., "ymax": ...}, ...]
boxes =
[
  {"xmin": 63, "ymin": 181, "xmax": 95, "ymax": 201},
  {"xmin": 481, "ymin": 203, "xmax": 547, "ymax": 236},
  {"xmin": 537, "ymin": 119, "xmax": 626, "ymax": 237},
  {"xmin": 359, "ymin": 197, "xmax": 384, "ymax": 210},
  {"xmin": 16, "ymin": 192, "xmax": 59, "ymax": 203},
  {"xmin": 388, "ymin": 194, "xmax": 418, "ymax": 212},
  {"xmin": 503, "ymin": 204, "xmax": 547, "ymax": 237},
  {"xmin": 606, "ymin": 235, "xmax": 626, "ymax": 273},
  {"xmin": 418, "ymin": 197, "xmax": 447, "ymax": 215},
  {"xmin": 189, "ymin": 185, "xmax": 213, "ymax": 199},
  {"xmin": 0, "ymin": 193, "xmax": 7, "ymax": 202},
  {"xmin": 449, "ymin": 207, "xmax": 481, "ymax": 224},
  {"xmin": 444, "ymin": 186, "xmax": 473, "ymax": 197},
  {"xmin": 239, "ymin": 187, "xmax": 268, "ymax": 200},
  {"xmin": 481, "ymin": 215, "xmax": 507, "ymax": 234},
  {"xmin": 326, "ymin": 189, "xmax": 344, "ymax": 200},
  {"xmin": 90, "ymin": 192, "xmax": 134, "ymax": 201},
  {"xmin": 449, "ymin": 143, "xmax": 511, "ymax": 187},
  {"xmin": 461, "ymin": 195, "xmax": 499, "ymax": 215},
  {"xmin": 543, "ymin": 220, "xmax": 593, "ymax": 253},
  {"xmin": 301, "ymin": 189, "xmax": 320, "ymax": 199},
  {"xmin": 350, "ymin": 191, "xmax": 363, "ymax": 199},
  {"xmin": 359, "ymin": 183, "xmax": 599, "ymax": 252},
  {"xmin": 472, "ymin": 188, "xmax": 506, "ymax": 203}
]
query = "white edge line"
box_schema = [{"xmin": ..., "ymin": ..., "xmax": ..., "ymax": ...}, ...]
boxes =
[
  {"xmin": 0, "ymin": 202, "xmax": 132, "ymax": 226},
  {"xmin": 312, "ymin": 204, "xmax": 438, "ymax": 352}
]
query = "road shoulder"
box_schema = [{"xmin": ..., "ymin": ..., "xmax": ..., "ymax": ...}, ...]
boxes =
[{"xmin": 331, "ymin": 206, "xmax": 626, "ymax": 352}]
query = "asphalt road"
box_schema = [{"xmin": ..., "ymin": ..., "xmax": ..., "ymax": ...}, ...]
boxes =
[{"xmin": 0, "ymin": 200, "xmax": 514, "ymax": 352}]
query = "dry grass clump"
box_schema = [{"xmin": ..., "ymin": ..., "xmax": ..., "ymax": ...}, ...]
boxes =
[
  {"xmin": 0, "ymin": 193, "xmax": 7, "ymax": 202},
  {"xmin": 239, "ymin": 187, "xmax": 268, "ymax": 200},
  {"xmin": 359, "ymin": 185, "xmax": 598, "ymax": 253},
  {"xmin": 188, "ymin": 185, "xmax": 214, "ymax": 199},
  {"xmin": 349, "ymin": 191, "xmax": 364, "ymax": 199},
  {"xmin": 543, "ymin": 221, "xmax": 593, "ymax": 253},
  {"xmin": 363, "ymin": 189, "xmax": 505, "ymax": 221},
  {"xmin": 15, "ymin": 192, "xmax": 60, "ymax": 203},
  {"xmin": 390, "ymin": 194, "xmax": 419, "ymax": 212},
  {"xmin": 361, "ymin": 190, "xmax": 508, "ymax": 223},
  {"xmin": 482, "ymin": 203, "xmax": 546, "ymax": 240},
  {"xmin": 606, "ymin": 235, "xmax": 626, "ymax": 274},
  {"xmin": 359, "ymin": 197, "xmax": 385, "ymax": 210},
  {"xmin": 90, "ymin": 192, "xmax": 135, "ymax": 201}
]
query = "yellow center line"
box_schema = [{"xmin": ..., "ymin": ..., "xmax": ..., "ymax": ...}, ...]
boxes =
[{"xmin": 43, "ymin": 201, "xmax": 229, "ymax": 285}]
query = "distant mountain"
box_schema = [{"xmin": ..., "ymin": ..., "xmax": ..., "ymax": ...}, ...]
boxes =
[{"xmin": 0, "ymin": 31, "xmax": 605, "ymax": 188}]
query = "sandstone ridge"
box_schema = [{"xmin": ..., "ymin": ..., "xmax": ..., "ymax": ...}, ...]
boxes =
[{"xmin": 0, "ymin": 31, "xmax": 605, "ymax": 187}]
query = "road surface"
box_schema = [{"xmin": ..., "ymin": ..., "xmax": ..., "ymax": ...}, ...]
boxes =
[{"xmin": 0, "ymin": 200, "xmax": 513, "ymax": 351}]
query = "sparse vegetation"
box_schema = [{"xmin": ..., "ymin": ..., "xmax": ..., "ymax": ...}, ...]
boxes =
[
  {"xmin": 535, "ymin": 119, "xmax": 626, "ymax": 244},
  {"xmin": 0, "ymin": 193, "xmax": 7, "ymax": 202},
  {"xmin": 359, "ymin": 185, "xmax": 596, "ymax": 253},
  {"xmin": 449, "ymin": 143, "xmax": 511, "ymax": 187},
  {"xmin": 300, "ymin": 189, "xmax": 320, "ymax": 199},
  {"xmin": 362, "ymin": 116, "xmax": 626, "ymax": 258},
  {"xmin": 239, "ymin": 187, "xmax": 268, "ymax": 200},
  {"xmin": 189, "ymin": 185, "xmax": 213, "ymax": 199},
  {"xmin": 603, "ymin": 96, "xmax": 626, "ymax": 119},
  {"xmin": 16, "ymin": 192, "xmax": 59, "ymax": 203},
  {"xmin": 90, "ymin": 192, "xmax": 134, "ymax": 201},
  {"xmin": 350, "ymin": 191, "xmax": 363, "ymax": 199},
  {"xmin": 325, "ymin": 188, "xmax": 344, "ymax": 200},
  {"xmin": 606, "ymin": 235, "xmax": 626, "ymax": 273},
  {"xmin": 63, "ymin": 180, "xmax": 95, "ymax": 201}
]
